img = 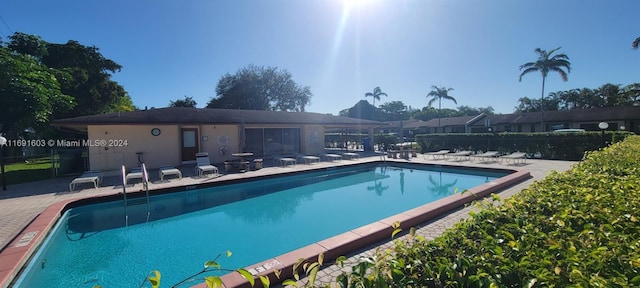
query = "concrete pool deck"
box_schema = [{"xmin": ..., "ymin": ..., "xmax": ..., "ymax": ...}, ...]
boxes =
[{"xmin": 0, "ymin": 152, "xmax": 576, "ymax": 287}]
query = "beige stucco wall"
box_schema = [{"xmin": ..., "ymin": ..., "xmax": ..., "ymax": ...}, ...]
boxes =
[
  {"xmin": 87, "ymin": 123, "xmax": 331, "ymax": 171},
  {"xmin": 88, "ymin": 125, "xmax": 181, "ymax": 171},
  {"xmin": 198, "ymin": 124, "xmax": 242, "ymax": 163}
]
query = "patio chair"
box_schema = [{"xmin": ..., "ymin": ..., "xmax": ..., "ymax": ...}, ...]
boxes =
[
  {"xmin": 273, "ymin": 155, "xmax": 296, "ymax": 167},
  {"xmin": 69, "ymin": 170, "xmax": 102, "ymax": 191},
  {"xmin": 423, "ymin": 150, "xmax": 450, "ymax": 160},
  {"xmin": 341, "ymin": 152, "xmax": 360, "ymax": 160},
  {"xmin": 473, "ymin": 151, "xmax": 500, "ymax": 162},
  {"xmin": 500, "ymin": 152, "xmax": 527, "ymax": 164},
  {"xmin": 446, "ymin": 150, "xmax": 472, "ymax": 161},
  {"xmin": 321, "ymin": 153, "xmax": 342, "ymax": 161},
  {"xmin": 195, "ymin": 152, "xmax": 219, "ymax": 176},
  {"xmin": 296, "ymin": 154, "xmax": 320, "ymax": 164},
  {"xmin": 125, "ymin": 167, "xmax": 144, "ymax": 185},
  {"xmin": 159, "ymin": 165, "xmax": 182, "ymax": 181}
]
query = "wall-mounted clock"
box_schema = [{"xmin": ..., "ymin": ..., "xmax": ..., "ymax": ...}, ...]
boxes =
[{"xmin": 151, "ymin": 128, "xmax": 161, "ymax": 136}]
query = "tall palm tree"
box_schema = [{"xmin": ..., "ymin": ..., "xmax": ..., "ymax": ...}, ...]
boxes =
[
  {"xmin": 633, "ymin": 37, "xmax": 640, "ymax": 49},
  {"xmin": 519, "ymin": 47, "xmax": 571, "ymax": 131},
  {"xmin": 426, "ymin": 86, "xmax": 457, "ymax": 131},
  {"xmin": 364, "ymin": 86, "xmax": 387, "ymax": 120}
]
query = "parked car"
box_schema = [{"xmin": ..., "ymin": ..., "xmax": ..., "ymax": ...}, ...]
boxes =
[{"xmin": 553, "ymin": 128, "xmax": 586, "ymax": 133}]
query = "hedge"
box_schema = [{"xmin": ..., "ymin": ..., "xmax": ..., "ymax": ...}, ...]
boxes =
[
  {"xmin": 320, "ymin": 135, "xmax": 640, "ymax": 287},
  {"xmin": 416, "ymin": 131, "xmax": 632, "ymax": 161}
]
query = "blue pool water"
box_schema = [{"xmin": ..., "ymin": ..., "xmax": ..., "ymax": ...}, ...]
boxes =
[{"xmin": 14, "ymin": 163, "xmax": 507, "ymax": 287}]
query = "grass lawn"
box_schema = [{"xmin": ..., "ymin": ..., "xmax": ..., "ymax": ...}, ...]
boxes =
[{"xmin": 2, "ymin": 156, "xmax": 55, "ymax": 185}]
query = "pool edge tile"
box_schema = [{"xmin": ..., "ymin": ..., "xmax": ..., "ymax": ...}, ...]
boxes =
[
  {"xmin": 316, "ymin": 231, "xmax": 363, "ymax": 260},
  {"xmin": 0, "ymin": 199, "xmax": 74, "ymax": 288}
]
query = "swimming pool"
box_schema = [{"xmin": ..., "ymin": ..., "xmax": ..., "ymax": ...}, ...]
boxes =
[{"xmin": 12, "ymin": 163, "xmax": 517, "ymax": 287}]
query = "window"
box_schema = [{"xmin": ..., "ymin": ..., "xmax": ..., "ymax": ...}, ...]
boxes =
[{"xmin": 247, "ymin": 128, "xmax": 301, "ymax": 157}]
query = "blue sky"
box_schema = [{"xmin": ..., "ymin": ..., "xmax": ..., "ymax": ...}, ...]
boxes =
[{"xmin": 2, "ymin": 0, "xmax": 639, "ymax": 115}]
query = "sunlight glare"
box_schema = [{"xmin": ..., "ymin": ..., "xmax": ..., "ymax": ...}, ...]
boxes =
[{"xmin": 342, "ymin": 0, "xmax": 375, "ymax": 9}]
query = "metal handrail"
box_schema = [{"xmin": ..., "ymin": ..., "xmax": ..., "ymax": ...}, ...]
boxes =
[
  {"xmin": 141, "ymin": 163, "xmax": 150, "ymax": 222},
  {"xmin": 121, "ymin": 165, "xmax": 128, "ymax": 227}
]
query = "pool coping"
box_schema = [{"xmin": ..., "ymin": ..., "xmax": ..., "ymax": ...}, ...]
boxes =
[
  {"xmin": 211, "ymin": 169, "xmax": 531, "ymax": 288},
  {"xmin": 0, "ymin": 163, "xmax": 530, "ymax": 288}
]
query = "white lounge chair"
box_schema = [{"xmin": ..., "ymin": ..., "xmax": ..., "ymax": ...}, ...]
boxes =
[
  {"xmin": 125, "ymin": 167, "xmax": 144, "ymax": 185},
  {"xmin": 276, "ymin": 156, "xmax": 296, "ymax": 167},
  {"xmin": 69, "ymin": 170, "xmax": 102, "ymax": 191},
  {"xmin": 195, "ymin": 152, "xmax": 219, "ymax": 176},
  {"xmin": 447, "ymin": 150, "xmax": 472, "ymax": 161},
  {"xmin": 424, "ymin": 150, "xmax": 450, "ymax": 160},
  {"xmin": 341, "ymin": 152, "xmax": 360, "ymax": 160},
  {"xmin": 296, "ymin": 154, "xmax": 320, "ymax": 164},
  {"xmin": 159, "ymin": 166, "xmax": 182, "ymax": 181},
  {"xmin": 321, "ymin": 153, "xmax": 342, "ymax": 161},
  {"xmin": 500, "ymin": 152, "xmax": 527, "ymax": 164},
  {"xmin": 473, "ymin": 151, "xmax": 500, "ymax": 162}
]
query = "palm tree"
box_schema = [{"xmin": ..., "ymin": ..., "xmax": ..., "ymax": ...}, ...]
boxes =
[
  {"xmin": 519, "ymin": 47, "xmax": 571, "ymax": 131},
  {"xmin": 633, "ymin": 37, "xmax": 640, "ymax": 49},
  {"xmin": 364, "ymin": 86, "xmax": 387, "ymax": 120},
  {"xmin": 426, "ymin": 86, "xmax": 457, "ymax": 132}
]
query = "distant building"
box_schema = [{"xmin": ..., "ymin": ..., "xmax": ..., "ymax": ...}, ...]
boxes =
[{"xmin": 387, "ymin": 106, "xmax": 640, "ymax": 137}]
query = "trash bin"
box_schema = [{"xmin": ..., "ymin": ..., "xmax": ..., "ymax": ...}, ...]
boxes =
[{"xmin": 363, "ymin": 138, "xmax": 371, "ymax": 151}]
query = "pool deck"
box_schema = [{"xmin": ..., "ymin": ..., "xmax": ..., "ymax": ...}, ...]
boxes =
[{"xmin": 0, "ymin": 152, "xmax": 576, "ymax": 287}]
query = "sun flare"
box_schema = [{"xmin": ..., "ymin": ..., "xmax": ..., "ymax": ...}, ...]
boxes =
[{"xmin": 342, "ymin": 0, "xmax": 376, "ymax": 9}]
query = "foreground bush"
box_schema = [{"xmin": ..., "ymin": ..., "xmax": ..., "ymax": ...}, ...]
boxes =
[{"xmin": 321, "ymin": 135, "xmax": 640, "ymax": 287}]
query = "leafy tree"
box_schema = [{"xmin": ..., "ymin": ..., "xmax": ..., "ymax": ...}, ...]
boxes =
[
  {"xmin": 6, "ymin": 33, "xmax": 135, "ymax": 118},
  {"xmin": 344, "ymin": 100, "xmax": 375, "ymax": 120},
  {"xmin": 7, "ymin": 32, "xmax": 48, "ymax": 61},
  {"xmin": 623, "ymin": 83, "xmax": 640, "ymax": 106},
  {"xmin": 41, "ymin": 40, "xmax": 134, "ymax": 116},
  {"xmin": 514, "ymin": 95, "xmax": 560, "ymax": 113},
  {"xmin": 426, "ymin": 86, "xmax": 457, "ymax": 130},
  {"xmin": 595, "ymin": 83, "xmax": 631, "ymax": 107},
  {"xmin": 519, "ymin": 47, "xmax": 571, "ymax": 130},
  {"xmin": 169, "ymin": 96, "xmax": 197, "ymax": 107},
  {"xmin": 208, "ymin": 64, "xmax": 311, "ymax": 111},
  {"xmin": 378, "ymin": 101, "xmax": 408, "ymax": 121},
  {"xmin": 0, "ymin": 46, "xmax": 74, "ymax": 139},
  {"xmin": 456, "ymin": 105, "xmax": 494, "ymax": 116},
  {"xmin": 573, "ymin": 88, "xmax": 601, "ymax": 109}
]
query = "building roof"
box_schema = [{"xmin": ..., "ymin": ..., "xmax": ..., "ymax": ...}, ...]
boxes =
[
  {"xmin": 386, "ymin": 106, "xmax": 640, "ymax": 128},
  {"xmin": 418, "ymin": 116, "xmax": 478, "ymax": 127},
  {"xmin": 51, "ymin": 107, "xmax": 386, "ymax": 128},
  {"xmin": 487, "ymin": 106, "xmax": 640, "ymax": 125}
]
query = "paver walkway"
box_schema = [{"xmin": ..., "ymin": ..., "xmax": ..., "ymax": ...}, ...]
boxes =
[{"xmin": 0, "ymin": 152, "xmax": 575, "ymax": 287}]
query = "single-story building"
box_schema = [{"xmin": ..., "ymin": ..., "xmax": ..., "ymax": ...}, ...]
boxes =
[
  {"xmin": 388, "ymin": 106, "xmax": 640, "ymax": 136},
  {"xmin": 52, "ymin": 107, "xmax": 385, "ymax": 171}
]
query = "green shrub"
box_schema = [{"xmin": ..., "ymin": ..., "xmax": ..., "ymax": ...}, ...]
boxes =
[{"xmin": 416, "ymin": 132, "xmax": 632, "ymax": 160}]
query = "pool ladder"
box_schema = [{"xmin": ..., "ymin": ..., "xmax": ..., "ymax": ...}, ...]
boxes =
[{"xmin": 121, "ymin": 163, "xmax": 151, "ymax": 227}]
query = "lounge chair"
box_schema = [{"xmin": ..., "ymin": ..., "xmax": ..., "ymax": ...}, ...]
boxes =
[
  {"xmin": 500, "ymin": 152, "xmax": 527, "ymax": 164},
  {"xmin": 296, "ymin": 154, "xmax": 320, "ymax": 164},
  {"xmin": 341, "ymin": 152, "xmax": 360, "ymax": 160},
  {"xmin": 69, "ymin": 170, "xmax": 102, "ymax": 191},
  {"xmin": 274, "ymin": 155, "xmax": 296, "ymax": 167},
  {"xmin": 159, "ymin": 165, "xmax": 182, "ymax": 181},
  {"xmin": 195, "ymin": 152, "xmax": 219, "ymax": 176},
  {"xmin": 473, "ymin": 151, "xmax": 500, "ymax": 162},
  {"xmin": 447, "ymin": 150, "xmax": 472, "ymax": 161},
  {"xmin": 125, "ymin": 167, "xmax": 144, "ymax": 185},
  {"xmin": 321, "ymin": 153, "xmax": 342, "ymax": 161},
  {"xmin": 423, "ymin": 150, "xmax": 450, "ymax": 160}
]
